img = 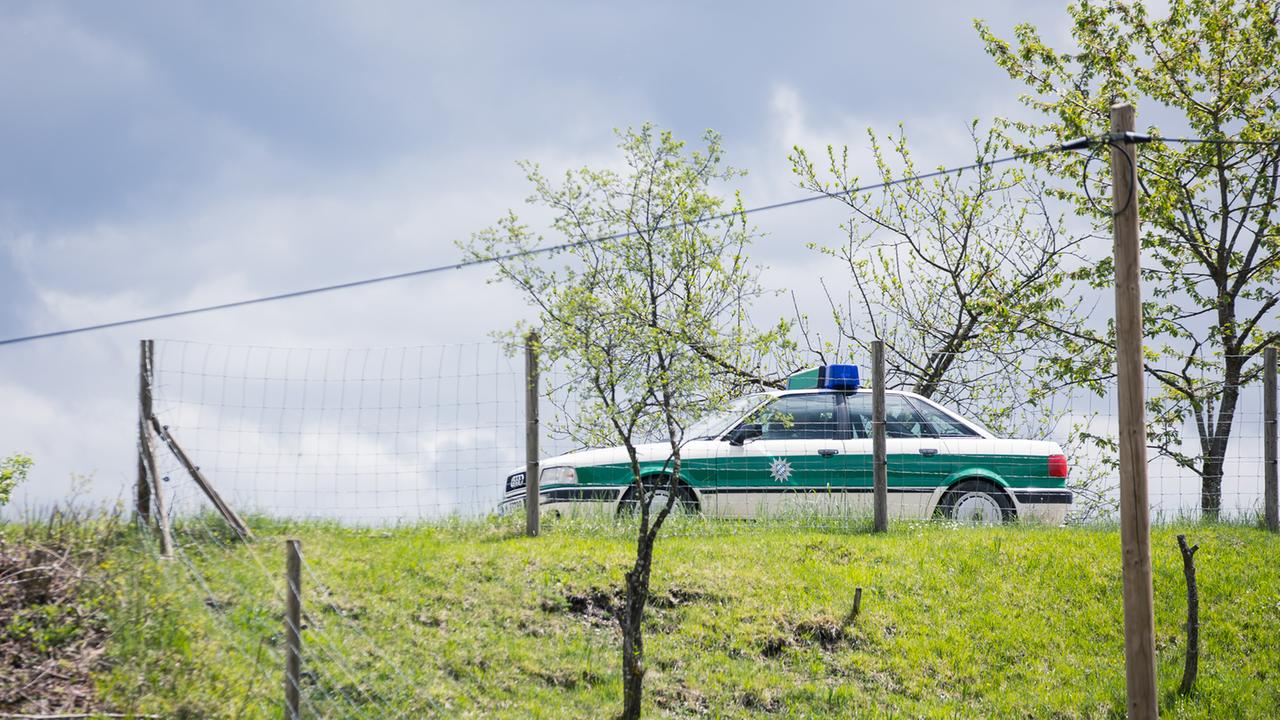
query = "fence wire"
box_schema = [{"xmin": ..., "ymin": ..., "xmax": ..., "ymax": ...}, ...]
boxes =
[{"xmin": 128, "ymin": 338, "xmax": 1277, "ymax": 717}]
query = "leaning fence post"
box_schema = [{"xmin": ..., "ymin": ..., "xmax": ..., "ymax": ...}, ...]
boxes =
[
  {"xmin": 871, "ymin": 340, "xmax": 888, "ymax": 533},
  {"xmin": 525, "ymin": 331, "xmax": 540, "ymax": 537},
  {"xmin": 1265, "ymin": 347, "xmax": 1277, "ymax": 533},
  {"xmin": 285, "ymin": 539, "xmax": 302, "ymax": 720}
]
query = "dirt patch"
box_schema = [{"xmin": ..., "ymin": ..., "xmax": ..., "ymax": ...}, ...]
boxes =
[
  {"xmin": 648, "ymin": 586, "xmax": 715, "ymax": 609},
  {"xmin": 550, "ymin": 588, "xmax": 621, "ymax": 626},
  {"xmin": 0, "ymin": 529, "xmax": 114, "ymax": 715},
  {"xmin": 544, "ymin": 584, "xmax": 713, "ymax": 628},
  {"xmin": 531, "ymin": 667, "xmax": 603, "ymax": 690},
  {"xmin": 737, "ymin": 687, "xmax": 782, "ymax": 713},
  {"xmin": 652, "ymin": 681, "xmax": 710, "ymax": 715},
  {"xmin": 760, "ymin": 615, "xmax": 851, "ymax": 657}
]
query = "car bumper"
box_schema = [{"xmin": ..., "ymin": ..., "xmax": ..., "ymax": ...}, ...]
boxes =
[
  {"xmin": 1012, "ymin": 489, "xmax": 1072, "ymax": 525},
  {"xmin": 498, "ymin": 486, "xmax": 627, "ymax": 516}
]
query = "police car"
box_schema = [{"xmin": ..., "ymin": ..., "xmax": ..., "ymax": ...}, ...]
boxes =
[{"xmin": 499, "ymin": 364, "xmax": 1071, "ymax": 524}]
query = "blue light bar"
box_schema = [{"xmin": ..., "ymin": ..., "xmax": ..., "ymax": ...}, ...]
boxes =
[{"xmin": 823, "ymin": 363, "xmax": 860, "ymax": 390}]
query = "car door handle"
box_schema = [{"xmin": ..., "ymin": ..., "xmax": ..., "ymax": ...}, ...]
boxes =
[
  {"xmin": 919, "ymin": 447, "xmax": 938, "ymax": 456},
  {"xmin": 818, "ymin": 448, "xmax": 839, "ymax": 458}
]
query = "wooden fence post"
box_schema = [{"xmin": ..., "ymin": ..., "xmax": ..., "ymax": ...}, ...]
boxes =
[
  {"xmin": 285, "ymin": 539, "xmax": 302, "ymax": 720},
  {"xmin": 138, "ymin": 340, "xmax": 173, "ymax": 557},
  {"xmin": 136, "ymin": 341, "xmax": 153, "ymax": 523},
  {"xmin": 1265, "ymin": 346, "xmax": 1277, "ymax": 533},
  {"xmin": 525, "ymin": 331, "xmax": 540, "ymax": 537},
  {"xmin": 1110, "ymin": 102, "xmax": 1158, "ymax": 720},
  {"xmin": 871, "ymin": 340, "xmax": 888, "ymax": 533}
]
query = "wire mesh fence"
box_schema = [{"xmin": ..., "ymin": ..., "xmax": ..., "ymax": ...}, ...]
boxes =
[
  {"xmin": 126, "ymin": 337, "xmax": 1278, "ymax": 716},
  {"xmin": 141, "ymin": 339, "xmax": 1279, "ymax": 529}
]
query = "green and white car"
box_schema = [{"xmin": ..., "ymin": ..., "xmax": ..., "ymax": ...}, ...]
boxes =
[{"xmin": 499, "ymin": 365, "xmax": 1072, "ymax": 524}]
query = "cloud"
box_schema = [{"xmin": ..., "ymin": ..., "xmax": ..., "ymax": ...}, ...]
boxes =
[{"xmin": 2, "ymin": 0, "xmax": 1134, "ymax": 520}]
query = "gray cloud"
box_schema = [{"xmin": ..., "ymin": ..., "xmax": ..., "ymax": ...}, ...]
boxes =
[{"xmin": 2, "ymin": 0, "xmax": 1086, "ymax": 512}]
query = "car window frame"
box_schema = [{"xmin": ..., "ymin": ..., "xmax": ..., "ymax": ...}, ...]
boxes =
[
  {"xmin": 883, "ymin": 393, "xmax": 933, "ymax": 439},
  {"xmin": 906, "ymin": 395, "xmax": 984, "ymax": 438},
  {"xmin": 731, "ymin": 392, "xmax": 848, "ymax": 442}
]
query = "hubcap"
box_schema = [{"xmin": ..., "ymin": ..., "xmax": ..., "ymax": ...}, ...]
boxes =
[
  {"xmin": 953, "ymin": 492, "xmax": 1003, "ymax": 524},
  {"xmin": 650, "ymin": 489, "xmax": 671, "ymax": 509}
]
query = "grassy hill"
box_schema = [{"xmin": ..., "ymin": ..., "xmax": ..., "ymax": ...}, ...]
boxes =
[{"xmin": 4, "ymin": 516, "xmax": 1279, "ymax": 718}]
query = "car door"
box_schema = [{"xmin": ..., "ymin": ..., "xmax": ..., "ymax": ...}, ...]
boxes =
[
  {"xmin": 712, "ymin": 393, "xmax": 846, "ymax": 518},
  {"xmin": 906, "ymin": 394, "xmax": 989, "ymax": 483},
  {"xmin": 882, "ymin": 394, "xmax": 948, "ymax": 518},
  {"xmin": 835, "ymin": 392, "xmax": 875, "ymax": 515}
]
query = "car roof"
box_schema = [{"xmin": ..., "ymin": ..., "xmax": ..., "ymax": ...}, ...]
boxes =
[
  {"xmin": 766, "ymin": 387, "xmax": 911, "ymax": 397},
  {"xmin": 758, "ymin": 387, "xmax": 996, "ymax": 438}
]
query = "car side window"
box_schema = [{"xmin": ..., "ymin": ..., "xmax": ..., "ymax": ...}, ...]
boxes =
[
  {"xmin": 751, "ymin": 395, "xmax": 839, "ymax": 441},
  {"xmin": 845, "ymin": 393, "xmax": 873, "ymax": 439},
  {"xmin": 885, "ymin": 395, "xmax": 929, "ymax": 438},
  {"xmin": 909, "ymin": 397, "xmax": 980, "ymax": 438}
]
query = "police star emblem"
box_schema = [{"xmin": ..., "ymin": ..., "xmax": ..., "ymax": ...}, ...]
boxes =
[{"xmin": 769, "ymin": 457, "xmax": 793, "ymax": 483}]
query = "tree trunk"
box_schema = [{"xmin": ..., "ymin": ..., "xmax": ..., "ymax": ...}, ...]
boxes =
[
  {"xmin": 620, "ymin": 534, "xmax": 654, "ymax": 719},
  {"xmin": 1200, "ymin": 454, "xmax": 1224, "ymax": 520},
  {"xmin": 1199, "ymin": 359, "xmax": 1243, "ymax": 520}
]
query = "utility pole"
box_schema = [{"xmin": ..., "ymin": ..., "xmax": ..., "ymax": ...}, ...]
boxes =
[{"xmin": 1110, "ymin": 102, "xmax": 1159, "ymax": 719}]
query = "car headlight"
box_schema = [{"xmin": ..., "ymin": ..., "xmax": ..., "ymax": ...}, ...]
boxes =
[{"xmin": 540, "ymin": 466, "xmax": 578, "ymax": 485}]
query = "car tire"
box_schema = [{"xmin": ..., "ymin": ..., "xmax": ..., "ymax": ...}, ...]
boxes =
[
  {"xmin": 617, "ymin": 478, "xmax": 699, "ymax": 517},
  {"xmin": 937, "ymin": 480, "xmax": 1016, "ymax": 524}
]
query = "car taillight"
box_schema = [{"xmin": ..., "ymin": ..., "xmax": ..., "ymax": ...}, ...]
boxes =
[{"xmin": 1048, "ymin": 454, "xmax": 1069, "ymax": 478}]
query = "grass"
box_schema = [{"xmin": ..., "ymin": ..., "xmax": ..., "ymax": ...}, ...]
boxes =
[{"xmin": 4, "ymin": 514, "xmax": 1279, "ymax": 718}]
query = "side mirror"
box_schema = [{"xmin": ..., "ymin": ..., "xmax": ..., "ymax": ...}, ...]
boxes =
[{"xmin": 728, "ymin": 423, "xmax": 762, "ymax": 446}]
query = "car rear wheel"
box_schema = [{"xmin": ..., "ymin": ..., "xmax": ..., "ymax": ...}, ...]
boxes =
[{"xmin": 937, "ymin": 480, "xmax": 1016, "ymax": 524}]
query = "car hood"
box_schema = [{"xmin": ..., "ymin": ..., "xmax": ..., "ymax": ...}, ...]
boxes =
[{"xmin": 507, "ymin": 441, "xmax": 710, "ymax": 477}]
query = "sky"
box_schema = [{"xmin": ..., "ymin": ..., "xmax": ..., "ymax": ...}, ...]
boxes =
[{"xmin": 12, "ymin": 0, "xmax": 1247, "ymax": 517}]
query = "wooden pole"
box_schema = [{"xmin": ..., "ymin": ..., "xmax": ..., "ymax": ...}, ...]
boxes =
[
  {"xmin": 1176, "ymin": 534, "xmax": 1200, "ymax": 696},
  {"xmin": 1265, "ymin": 346, "xmax": 1277, "ymax": 533},
  {"xmin": 152, "ymin": 418, "xmax": 253, "ymax": 541},
  {"xmin": 842, "ymin": 586, "xmax": 863, "ymax": 626},
  {"xmin": 871, "ymin": 340, "xmax": 888, "ymax": 533},
  {"xmin": 138, "ymin": 418, "xmax": 173, "ymax": 558},
  {"xmin": 136, "ymin": 341, "xmax": 153, "ymax": 524},
  {"xmin": 285, "ymin": 539, "xmax": 302, "ymax": 720},
  {"xmin": 1110, "ymin": 102, "xmax": 1159, "ymax": 719},
  {"xmin": 135, "ymin": 454, "xmax": 151, "ymax": 524},
  {"xmin": 525, "ymin": 331, "xmax": 540, "ymax": 537},
  {"xmin": 138, "ymin": 340, "xmax": 173, "ymax": 557}
]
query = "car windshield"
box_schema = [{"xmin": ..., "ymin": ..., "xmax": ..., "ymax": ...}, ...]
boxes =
[{"xmin": 683, "ymin": 394, "xmax": 769, "ymax": 440}]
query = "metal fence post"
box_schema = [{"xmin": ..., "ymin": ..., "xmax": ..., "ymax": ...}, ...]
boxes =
[
  {"xmin": 1265, "ymin": 346, "xmax": 1277, "ymax": 533},
  {"xmin": 872, "ymin": 340, "xmax": 888, "ymax": 533},
  {"xmin": 525, "ymin": 331, "xmax": 540, "ymax": 537},
  {"xmin": 286, "ymin": 539, "xmax": 302, "ymax": 720}
]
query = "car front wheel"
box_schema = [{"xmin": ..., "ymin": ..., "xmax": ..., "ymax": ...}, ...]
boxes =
[{"xmin": 617, "ymin": 479, "xmax": 698, "ymax": 517}]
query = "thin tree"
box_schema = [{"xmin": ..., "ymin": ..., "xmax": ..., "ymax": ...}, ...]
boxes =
[
  {"xmin": 790, "ymin": 125, "xmax": 1114, "ymax": 515},
  {"xmin": 466, "ymin": 125, "xmax": 786, "ymax": 718},
  {"xmin": 978, "ymin": 0, "xmax": 1280, "ymax": 517}
]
